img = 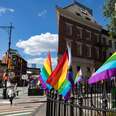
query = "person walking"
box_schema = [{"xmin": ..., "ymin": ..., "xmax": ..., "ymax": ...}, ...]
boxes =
[{"xmin": 8, "ymin": 88, "xmax": 14, "ymax": 106}]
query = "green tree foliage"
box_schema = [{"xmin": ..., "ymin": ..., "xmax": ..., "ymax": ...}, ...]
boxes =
[{"xmin": 104, "ymin": 0, "xmax": 116, "ymax": 38}]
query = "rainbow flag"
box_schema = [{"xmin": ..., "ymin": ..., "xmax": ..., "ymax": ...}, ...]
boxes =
[
  {"xmin": 58, "ymin": 79, "xmax": 71, "ymax": 97},
  {"xmin": 88, "ymin": 52, "xmax": 116, "ymax": 84},
  {"xmin": 39, "ymin": 52, "xmax": 52, "ymax": 90},
  {"xmin": 74, "ymin": 66, "xmax": 82, "ymax": 84},
  {"xmin": 47, "ymin": 51, "xmax": 69, "ymax": 90}
]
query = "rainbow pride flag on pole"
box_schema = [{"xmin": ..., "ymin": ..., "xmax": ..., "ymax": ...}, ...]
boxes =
[
  {"xmin": 47, "ymin": 51, "xmax": 69, "ymax": 90},
  {"xmin": 74, "ymin": 66, "xmax": 82, "ymax": 84},
  {"xmin": 58, "ymin": 79, "xmax": 71, "ymax": 97},
  {"xmin": 88, "ymin": 52, "xmax": 116, "ymax": 84},
  {"xmin": 39, "ymin": 52, "xmax": 52, "ymax": 90}
]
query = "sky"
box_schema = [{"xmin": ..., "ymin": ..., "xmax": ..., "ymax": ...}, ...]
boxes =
[{"xmin": 0, "ymin": 0, "xmax": 108, "ymax": 68}]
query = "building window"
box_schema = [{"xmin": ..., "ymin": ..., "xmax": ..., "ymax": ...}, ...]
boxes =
[
  {"xmin": 85, "ymin": 17, "xmax": 91, "ymax": 21},
  {"xmin": 95, "ymin": 47, "xmax": 99, "ymax": 59},
  {"xmin": 76, "ymin": 42, "xmax": 82, "ymax": 56},
  {"xmin": 101, "ymin": 37, "xmax": 106, "ymax": 44},
  {"xmin": 109, "ymin": 40, "xmax": 112, "ymax": 47},
  {"xmin": 86, "ymin": 45, "xmax": 91, "ymax": 57},
  {"xmin": 76, "ymin": 26, "xmax": 82, "ymax": 39},
  {"xmin": 76, "ymin": 12, "xmax": 81, "ymax": 16},
  {"xmin": 95, "ymin": 33, "xmax": 99, "ymax": 43},
  {"xmin": 114, "ymin": 42, "xmax": 116, "ymax": 49},
  {"xmin": 65, "ymin": 22, "xmax": 72, "ymax": 36},
  {"xmin": 86, "ymin": 30, "xmax": 91, "ymax": 40}
]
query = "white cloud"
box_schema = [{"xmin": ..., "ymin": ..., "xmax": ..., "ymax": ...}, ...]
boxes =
[
  {"xmin": 0, "ymin": 7, "xmax": 15, "ymax": 16},
  {"xmin": 38, "ymin": 9, "xmax": 47, "ymax": 17},
  {"xmin": 16, "ymin": 32, "xmax": 58, "ymax": 56},
  {"xmin": 27, "ymin": 57, "xmax": 57, "ymax": 68}
]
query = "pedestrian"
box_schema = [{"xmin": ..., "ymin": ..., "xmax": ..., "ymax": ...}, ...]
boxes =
[{"xmin": 8, "ymin": 88, "xmax": 14, "ymax": 106}]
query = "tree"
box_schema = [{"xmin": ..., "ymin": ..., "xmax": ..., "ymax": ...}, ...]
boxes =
[{"xmin": 104, "ymin": 0, "xmax": 116, "ymax": 38}]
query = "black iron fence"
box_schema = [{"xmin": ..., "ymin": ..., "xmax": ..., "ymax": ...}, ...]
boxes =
[{"xmin": 46, "ymin": 79, "xmax": 116, "ymax": 116}]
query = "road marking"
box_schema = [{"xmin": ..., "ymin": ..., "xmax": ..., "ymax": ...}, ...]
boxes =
[
  {"xmin": 4, "ymin": 112, "xmax": 32, "ymax": 116},
  {"xmin": 1, "ymin": 101, "xmax": 9, "ymax": 104},
  {"xmin": 0, "ymin": 109, "xmax": 34, "ymax": 115}
]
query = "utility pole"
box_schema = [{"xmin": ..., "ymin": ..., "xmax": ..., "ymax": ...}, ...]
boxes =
[
  {"xmin": 0, "ymin": 23, "xmax": 14, "ymax": 53},
  {"xmin": 0, "ymin": 23, "xmax": 14, "ymax": 99}
]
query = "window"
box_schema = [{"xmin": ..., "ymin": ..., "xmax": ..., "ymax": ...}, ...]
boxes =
[
  {"xmin": 76, "ymin": 42, "xmax": 82, "ymax": 56},
  {"xmin": 114, "ymin": 42, "xmax": 116, "ymax": 49},
  {"xmin": 95, "ymin": 33, "xmax": 99, "ymax": 43},
  {"xmin": 76, "ymin": 12, "xmax": 81, "ymax": 16},
  {"xmin": 109, "ymin": 40, "xmax": 112, "ymax": 47},
  {"xmin": 95, "ymin": 47, "xmax": 99, "ymax": 59},
  {"xmin": 86, "ymin": 45, "xmax": 91, "ymax": 57},
  {"xmin": 101, "ymin": 37, "xmax": 106, "ymax": 44},
  {"xmin": 86, "ymin": 30, "xmax": 91, "ymax": 40},
  {"xmin": 65, "ymin": 22, "xmax": 72, "ymax": 36},
  {"xmin": 85, "ymin": 17, "xmax": 91, "ymax": 21},
  {"xmin": 76, "ymin": 26, "xmax": 82, "ymax": 39}
]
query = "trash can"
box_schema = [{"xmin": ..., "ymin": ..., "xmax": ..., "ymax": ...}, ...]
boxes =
[{"xmin": 111, "ymin": 87, "xmax": 116, "ymax": 108}]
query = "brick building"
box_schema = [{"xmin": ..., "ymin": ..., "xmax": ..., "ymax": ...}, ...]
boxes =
[
  {"xmin": 57, "ymin": 1, "xmax": 115, "ymax": 78},
  {"xmin": 2, "ymin": 49, "xmax": 27, "ymax": 83}
]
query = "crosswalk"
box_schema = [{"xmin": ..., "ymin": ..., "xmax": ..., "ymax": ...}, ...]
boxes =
[{"xmin": 0, "ymin": 102, "xmax": 43, "ymax": 116}]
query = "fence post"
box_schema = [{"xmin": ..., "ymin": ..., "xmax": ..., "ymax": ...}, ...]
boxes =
[
  {"xmin": 78, "ymin": 96, "xmax": 83, "ymax": 116},
  {"xmin": 58, "ymin": 95, "xmax": 62, "ymax": 116},
  {"xmin": 53, "ymin": 91, "xmax": 57, "ymax": 116},
  {"xmin": 64, "ymin": 100, "xmax": 66, "ymax": 116},
  {"xmin": 70, "ymin": 97, "xmax": 74, "ymax": 116},
  {"xmin": 46, "ymin": 93, "xmax": 50, "ymax": 116},
  {"xmin": 102, "ymin": 98, "xmax": 107, "ymax": 116},
  {"xmin": 102, "ymin": 81, "xmax": 107, "ymax": 116}
]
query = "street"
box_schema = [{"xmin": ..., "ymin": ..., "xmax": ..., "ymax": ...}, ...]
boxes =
[{"xmin": 0, "ymin": 87, "xmax": 46, "ymax": 116}]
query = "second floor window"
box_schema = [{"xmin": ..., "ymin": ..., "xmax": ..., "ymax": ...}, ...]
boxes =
[
  {"xmin": 86, "ymin": 30, "xmax": 91, "ymax": 40},
  {"xmin": 109, "ymin": 40, "xmax": 112, "ymax": 47},
  {"xmin": 114, "ymin": 42, "xmax": 116, "ymax": 49},
  {"xmin": 95, "ymin": 47, "xmax": 99, "ymax": 59},
  {"xmin": 65, "ymin": 22, "xmax": 72, "ymax": 36},
  {"xmin": 76, "ymin": 42, "xmax": 82, "ymax": 56},
  {"xmin": 95, "ymin": 33, "xmax": 99, "ymax": 43},
  {"xmin": 76, "ymin": 26, "xmax": 82, "ymax": 39},
  {"xmin": 86, "ymin": 45, "xmax": 91, "ymax": 57}
]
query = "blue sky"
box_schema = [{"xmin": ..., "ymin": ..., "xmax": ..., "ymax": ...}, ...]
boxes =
[{"xmin": 0, "ymin": 0, "xmax": 107, "ymax": 68}]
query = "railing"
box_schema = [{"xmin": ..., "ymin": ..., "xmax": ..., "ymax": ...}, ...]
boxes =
[{"xmin": 46, "ymin": 79, "xmax": 116, "ymax": 116}]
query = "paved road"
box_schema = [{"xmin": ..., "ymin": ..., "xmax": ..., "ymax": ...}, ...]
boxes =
[
  {"xmin": 0, "ymin": 96, "xmax": 46, "ymax": 116},
  {"xmin": 0, "ymin": 87, "xmax": 46, "ymax": 116}
]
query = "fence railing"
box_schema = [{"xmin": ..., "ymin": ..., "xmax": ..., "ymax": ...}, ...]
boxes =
[{"xmin": 46, "ymin": 79, "xmax": 116, "ymax": 116}]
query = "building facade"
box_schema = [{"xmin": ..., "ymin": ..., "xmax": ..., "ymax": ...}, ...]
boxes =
[
  {"xmin": 57, "ymin": 1, "xmax": 115, "ymax": 78},
  {"xmin": 2, "ymin": 49, "xmax": 27, "ymax": 83}
]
